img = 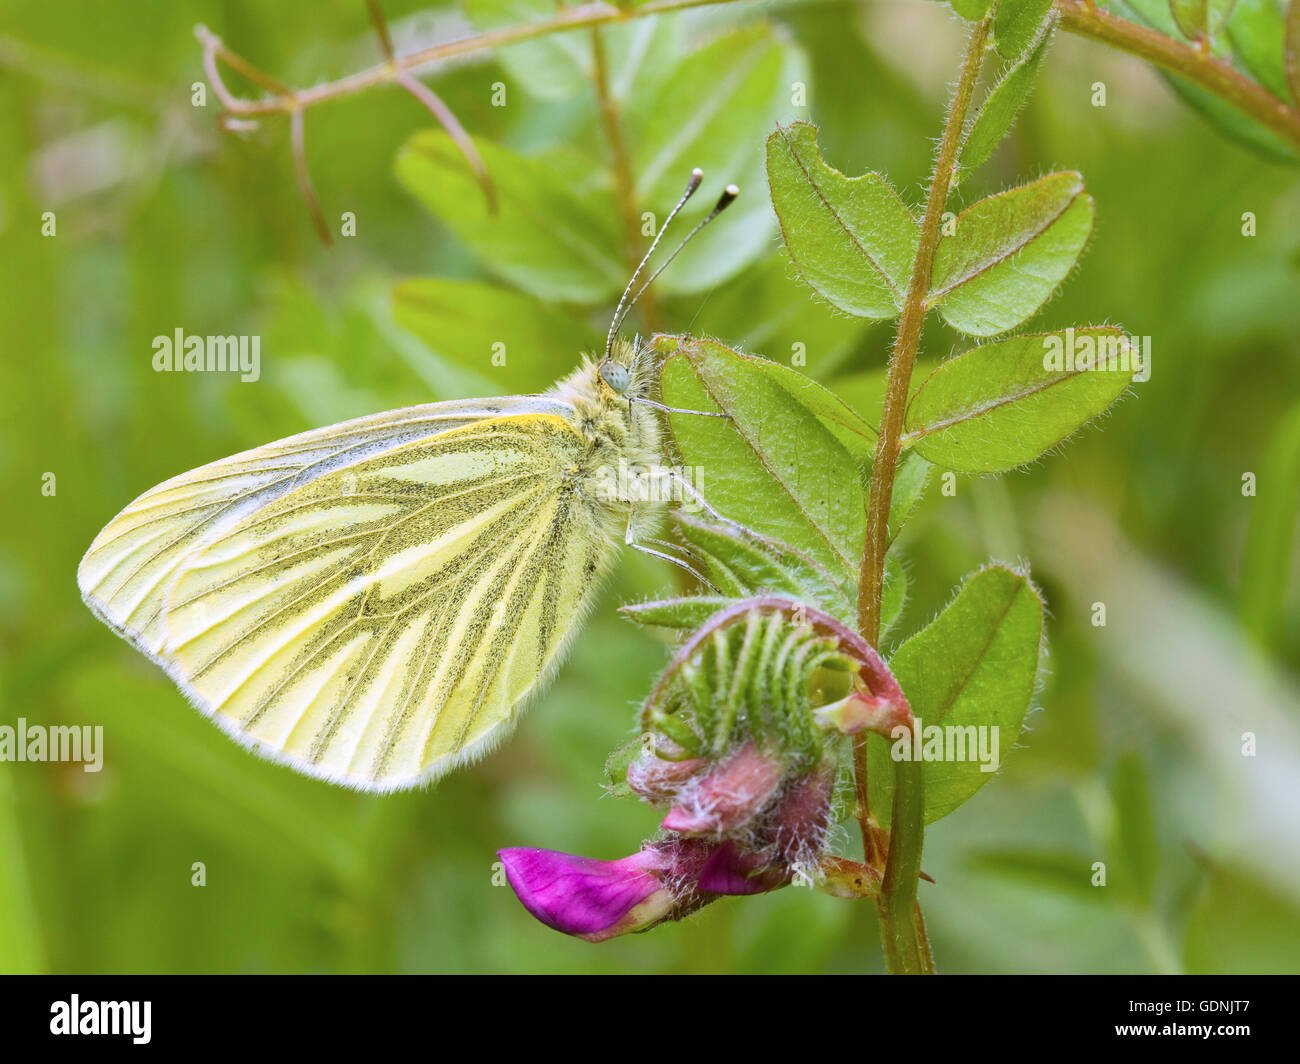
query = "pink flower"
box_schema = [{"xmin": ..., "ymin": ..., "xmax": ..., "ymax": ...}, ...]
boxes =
[{"xmin": 500, "ymin": 756, "xmax": 839, "ymax": 941}]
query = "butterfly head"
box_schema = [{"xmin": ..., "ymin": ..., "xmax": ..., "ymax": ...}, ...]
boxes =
[{"xmin": 598, "ymin": 357, "xmax": 633, "ymax": 397}]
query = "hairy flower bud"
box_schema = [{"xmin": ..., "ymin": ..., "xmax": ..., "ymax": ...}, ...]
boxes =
[
  {"xmin": 659, "ymin": 742, "xmax": 785, "ymax": 836},
  {"xmin": 625, "ymin": 747, "xmax": 707, "ymax": 804}
]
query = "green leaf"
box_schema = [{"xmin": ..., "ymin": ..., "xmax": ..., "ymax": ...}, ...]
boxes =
[
  {"xmin": 1288, "ymin": 0, "xmax": 1300, "ymax": 102},
  {"xmin": 675, "ymin": 513, "xmax": 858, "ymax": 623},
  {"xmin": 889, "ymin": 451, "xmax": 933, "ymax": 542},
  {"xmin": 675, "ymin": 252, "xmax": 871, "ymax": 376},
  {"xmin": 951, "ymin": 0, "xmax": 996, "ymax": 18},
  {"xmin": 627, "ymin": 23, "xmax": 809, "ymax": 294},
  {"xmin": 603, "ymin": 737, "xmax": 642, "ymax": 798},
  {"xmin": 748, "ymin": 360, "xmax": 879, "ymax": 469},
  {"xmin": 1110, "ymin": 753, "xmax": 1158, "ymax": 904},
  {"xmin": 881, "ymin": 549, "xmax": 908, "ymax": 639},
  {"xmin": 958, "ymin": 25, "xmax": 1053, "ymax": 184},
  {"xmin": 1112, "ymin": 0, "xmax": 1299, "ymax": 160},
  {"xmin": 929, "ymin": 171, "xmax": 1095, "ymax": 337},
  {"xmin": 1163, "ymin": 70, "xmax": 1300, "ymax": 160},
  {"xmin": 464, "ymin": 0, "xmax": 679, "ymax": 101},
  {"xmin": 622, "ymin": 595, "xmax": 741, "ymax": 630},
  {"xmin": 766, "ymin": 122, "xmax": 919, "ymax": 320},
  {"xmin": 395, "ymin": 131, "xmax": 624, "ymax": 303},
  {"xmin": 464, "ymin": 0, "xmax": 592, "ymax": 100},
  {"xmin": 827, "ymin": 360, "xmax": 938, "ymax": 424},
  {"xmin": 1185, "ymin": 863, "xmax": 1300, "ymax": 973},
  {"xmin": 967, "ymin": 848, "xmax": 1105, "ymax": 899},
  {"xmin": 903, "ymin": 327, "xmax": 1136, "ymax": 473},
  {"xmin": 1170, "ymin": 0, "xmax": 1240, "ymax": 39},
  {"xmin": 995, "ymin": 0, "xmax": 1054, "ymax": 58},
  {"xmin": 0, "ymin": 769, "xmax": 44, "ymax": 972},
  {"xmin": 1226, "ymin": 0, "xmax": 1292, "ymax": 100},
  {"xmin": 392, "ymin": 278, "xmax": 601, "ymax": 395},
  {"xmin": 1238, "ymin": 397, "xmax": 1300, "ymax": 651},
  {"xmin": 656, "ymin": 335, "xmax": 867, "ymax": 584},
  {"xmin": 869, "ymin": 564, "xmax": 1044, "ymax": 825}
]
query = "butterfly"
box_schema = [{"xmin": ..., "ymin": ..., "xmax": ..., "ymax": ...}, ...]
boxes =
[{"xmin": 78, "ymin": 170, "xmax": 737, "ymax": 792}]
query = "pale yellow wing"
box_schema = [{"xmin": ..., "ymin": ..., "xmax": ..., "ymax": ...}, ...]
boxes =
[
  {"xmin": 149, "ymin": 413, "xmax": 616, "ymax": 791},
  {"xmin": 78, "ymin": 397, "xmax": 568, "ymax": 655}
]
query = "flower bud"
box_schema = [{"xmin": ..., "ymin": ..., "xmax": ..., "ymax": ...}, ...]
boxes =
[
  {"xmin": 659, "ymin": 742, "xmax": 785, "ymax": 836},
  {"xmin": 768, "ymin": 759, "xmax": 836, "ymax": 864},
  {"xmin": 813, "ymin": 690, "xmax": 910, "ymax": 737},
  {"xmin": 625, "ymin": 742, "xmax": 707, "ymax": 804}
]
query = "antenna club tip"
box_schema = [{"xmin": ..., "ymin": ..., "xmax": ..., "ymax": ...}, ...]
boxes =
[
  {"xmin": 715, "ymin": 184, "xmax": 740, "ymax": 211},
  {"xmin": 687, "ymin": 168, "xmax": 704, "ymax": 190}
]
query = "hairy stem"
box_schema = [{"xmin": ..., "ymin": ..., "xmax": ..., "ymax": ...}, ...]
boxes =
[
  {"xmin": 858, "ymin": 12, "xmax": 992, "ymax": 977},
  {"xmin": 1054, "ymin": 0, "xmax": 1300, "ymax": 150}
]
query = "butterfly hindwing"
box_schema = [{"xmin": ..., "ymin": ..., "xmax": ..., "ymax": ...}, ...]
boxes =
[{"xmin": 152, "ymin": 413, "xmax": 616, "ymax": 790}]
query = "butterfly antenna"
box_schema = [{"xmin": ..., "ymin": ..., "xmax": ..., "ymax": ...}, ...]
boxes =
[
  {"xmin": 608, "ymin": 167, "xmax": 712, "ymax": 359},
  {"xmin": 612, "ymin": 183, "xmax": 739, "ymax": 340}
]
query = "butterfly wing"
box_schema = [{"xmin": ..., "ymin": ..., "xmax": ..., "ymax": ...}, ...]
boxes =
[
  {"xmin": 78, "ymin": 397, "xmax": 567, "ymax": 655},
  {"xmin": 88, "ymin": 408, "xmax": 616, "ymax": 791}
]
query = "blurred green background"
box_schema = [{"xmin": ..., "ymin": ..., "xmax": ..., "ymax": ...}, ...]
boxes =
[{"xmin": 1, "ymin": 0, "xmax": 1298, "ymax": 974}]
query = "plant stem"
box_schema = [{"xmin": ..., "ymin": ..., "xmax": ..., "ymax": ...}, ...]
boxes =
[
  {"xmin": 1054, "ymin": 0, "xmax": 1300, "ymax": 151},
  {"xmin": 196, "ymin": 0, "xmax": 749, "ymax": 117},
  {"xmin": 858, "ymin": 12, "xmax": 992, "ymax": 977}
]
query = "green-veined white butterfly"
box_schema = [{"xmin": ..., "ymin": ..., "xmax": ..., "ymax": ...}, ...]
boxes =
[{"xmin": 79, "ymin": 170, "xmax": 738, "ymax": 792}]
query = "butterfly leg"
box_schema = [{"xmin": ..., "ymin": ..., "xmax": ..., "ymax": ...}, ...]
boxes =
[
  {"xmin": 631, "ymin": 396, "xmax": 731, "ymax": 418},
  {"xmin": 624, "ymin": 507, "xmax": 719, "ymax": 592}
]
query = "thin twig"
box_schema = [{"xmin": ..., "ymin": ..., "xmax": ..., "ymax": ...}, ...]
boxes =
[
  {"xmin": 289, "ymin": 107, "xmax": 333, "ymax": 246},
  {"xmin": 195, "ymin": 1, "xmax": 746, "ymax": 244},
  {"xmin": 198, "ymin": 0, "xmax": 749, "ymax": 117},
  {"xmin": 394, "ymin": 70, "xmax": 498, "ymax": 214},
  {"xmin": 371, "ymin": 0, "xmax": 496, "ymax": 212},
  {"xmin": 367, "ymin": 0, "xmax": 396, "ymax": 62}
]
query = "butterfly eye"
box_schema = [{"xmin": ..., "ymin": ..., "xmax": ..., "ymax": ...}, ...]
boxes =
[{"xmin": 600, "ymin": 361, "xmax": 631, "ymax": 395}]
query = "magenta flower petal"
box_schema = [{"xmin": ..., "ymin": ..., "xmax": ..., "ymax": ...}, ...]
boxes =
[{"xmin": 498, "ymin": 847, "xmax": 674, "ymax": 942}]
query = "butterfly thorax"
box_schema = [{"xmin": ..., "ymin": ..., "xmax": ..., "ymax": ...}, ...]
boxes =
[{"xmin": 549, "ymin": 341, "xmax": 662, "ymax": 510}]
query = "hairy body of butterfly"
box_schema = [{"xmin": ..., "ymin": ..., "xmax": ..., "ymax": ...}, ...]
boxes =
[{"xmin": 79, "ymin": 339, "xmax": 662, "ymax": 791}]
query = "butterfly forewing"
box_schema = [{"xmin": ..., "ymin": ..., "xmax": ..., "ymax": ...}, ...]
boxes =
[
  {"xmin": 152, "ymin": 413, "xmax": 614, "ymax": 790},
  {"xmin": 77, "ymin": 397, "xmax": 568, "ymax": 656}
]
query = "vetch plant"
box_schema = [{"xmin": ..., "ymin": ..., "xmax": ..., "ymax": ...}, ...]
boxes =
[{"xmin": 483, "ymin": 6, "xmax": 1132, "ymax": 972}]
